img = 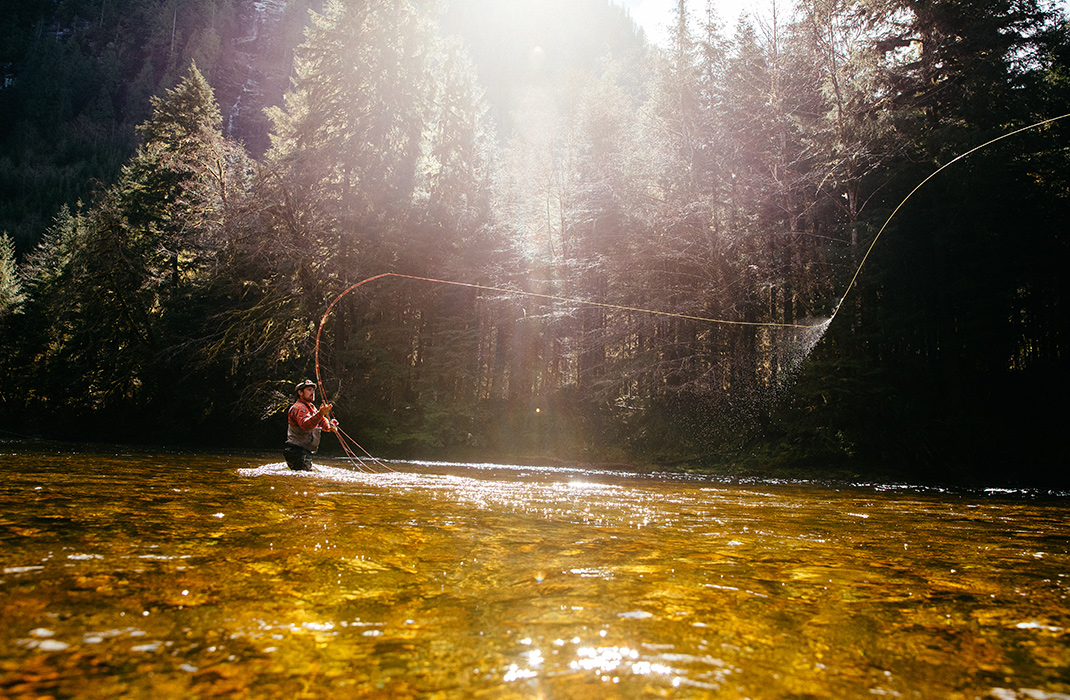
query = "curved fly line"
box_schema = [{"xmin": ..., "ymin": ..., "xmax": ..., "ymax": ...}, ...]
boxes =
[
  {"xmin": 313, "ymin": 113, "xmax": 1069, "ymax": 469},
  {"xmin": 831, "ymin": 112, "xmax": 1070, "ymax": 319}
]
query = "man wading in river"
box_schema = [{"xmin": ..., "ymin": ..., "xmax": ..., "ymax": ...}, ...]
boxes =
[{"xmin": 283, "ymin": 380, "xmax": 337, "ymax": 471}]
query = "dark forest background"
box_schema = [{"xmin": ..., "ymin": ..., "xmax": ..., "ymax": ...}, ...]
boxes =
[{"xmin": 1, "ymin": 0, "xmax": 1068, "ymax": 485}]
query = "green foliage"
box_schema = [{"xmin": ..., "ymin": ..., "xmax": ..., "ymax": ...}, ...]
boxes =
[
  {"xmin": 138, "ymin": 63, "xmax": 222, "ymax": 147},
  {"xmin": 2, "ymin": 63, "xmax": 264, "ymax": 440},
  {"xmin": 0, "ymin": 232, "xmax": 23, "ymax": 317}
]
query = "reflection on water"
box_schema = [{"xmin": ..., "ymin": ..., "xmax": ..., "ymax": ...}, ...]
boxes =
[{"xmin": 2, "ymin": 444, "xmax": 1069, "ymax": 698}]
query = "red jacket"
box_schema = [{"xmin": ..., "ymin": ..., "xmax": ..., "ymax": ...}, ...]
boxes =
[{"xmin": 286, "ymin": 399, "xmax": 330, "ymax": 451}]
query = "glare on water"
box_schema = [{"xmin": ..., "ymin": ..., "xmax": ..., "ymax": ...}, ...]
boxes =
[{"xmin": 1, "ymin": 444, "xmax": 1069, "ymax": 698}]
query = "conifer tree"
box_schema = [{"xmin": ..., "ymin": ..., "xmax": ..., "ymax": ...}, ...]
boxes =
[
  {"xmin": 139, "ymin": 61, "xmax": 222, "ymax": 147},
  {"xmin": 3, "ymin": 62, "xmax": 254, "ymax": 434},
  {"xmin": 419, "ymin": 36, "xmax": 495, "ymax": 246},
  {"xmin": 124, "ymin": 61, "xmax": 240, "ymax": 288},
  {"xmin": 264, "ymin": 0, "xmax": 499, "ymax": 452},
  {"xmin": 0, "ymin": 233, "xmax": 23, "ymax": 318}
]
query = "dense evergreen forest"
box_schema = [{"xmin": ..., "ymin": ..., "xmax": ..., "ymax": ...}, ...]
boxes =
[{"xmin": 1, "ymin": 0, "xmax": 1068, "ymax": 485}]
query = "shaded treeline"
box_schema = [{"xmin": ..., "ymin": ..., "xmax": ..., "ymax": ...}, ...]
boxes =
[
  {"xmin": 0, "ymin": 0, "xmax": 320, "ymax": 250},
  {"xmin": 1, "ymin": 0, "xmax": 1068, "ymax": 484}
]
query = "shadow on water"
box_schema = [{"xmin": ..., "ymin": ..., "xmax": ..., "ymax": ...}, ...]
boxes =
[{"xmin": 2, "ymin": 443, "xmax": 1069, "ymax": 698}]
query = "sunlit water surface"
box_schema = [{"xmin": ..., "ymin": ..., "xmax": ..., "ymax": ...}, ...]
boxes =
[{"xmin": 2, "ymin": 444, "xmax": 1069, "ymax": 699}]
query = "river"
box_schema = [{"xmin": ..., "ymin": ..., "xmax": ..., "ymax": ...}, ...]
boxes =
[{"xmin": 1, "ymin": 443, "xmax": 1068, "ymax": 698}]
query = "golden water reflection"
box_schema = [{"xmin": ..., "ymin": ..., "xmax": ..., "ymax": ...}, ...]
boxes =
[{"xmin": 1, "ymin": 445, "xmax": 1069, "ymax": 698}]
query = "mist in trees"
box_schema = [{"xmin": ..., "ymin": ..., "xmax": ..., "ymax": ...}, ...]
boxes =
[{"xmin": 1, "ymin": 0, "xmax": 1068, "ymax": 484}]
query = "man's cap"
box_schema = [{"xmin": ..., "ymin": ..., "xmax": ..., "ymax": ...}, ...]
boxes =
[{"xmin": 295, "ymin": 379, "xmax": 317, "ymax": 392}]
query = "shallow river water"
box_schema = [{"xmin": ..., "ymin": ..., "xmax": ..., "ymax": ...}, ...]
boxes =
[{"xmin": 1, "ymin": 444, "xmax": 1069, "ymax": 699}]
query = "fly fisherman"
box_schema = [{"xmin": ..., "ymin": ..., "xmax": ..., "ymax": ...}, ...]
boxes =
[{"xmin": 283, "ymin": 379, "xmax": 337, "ymax": 471}]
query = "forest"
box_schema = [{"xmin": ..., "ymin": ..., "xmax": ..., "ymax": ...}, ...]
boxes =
[{"xmin": 0, "ymin": 0, "xmax": 1068, "ymax": 485}]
